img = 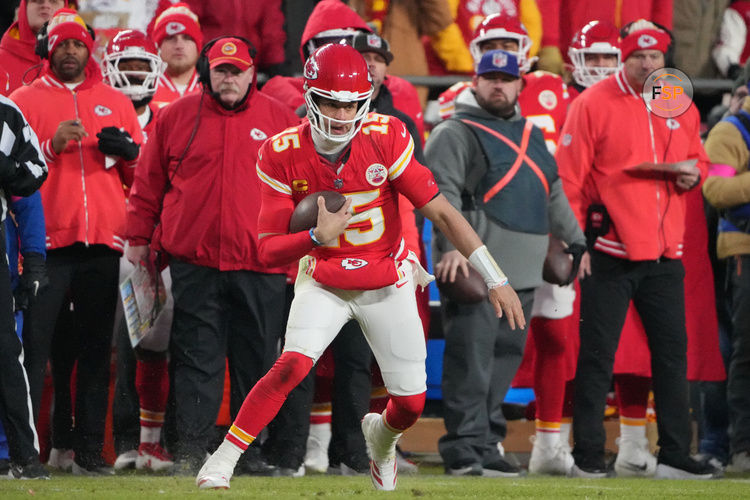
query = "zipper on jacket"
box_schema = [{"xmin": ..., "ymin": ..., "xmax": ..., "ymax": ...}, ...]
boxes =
[
  {"xmin": 647, "ymin": 111, "xmax": 664, "ymax": 257},
  {"xmin": 73, "ymin": 92, "xmax": 90, "ymax": 246}
]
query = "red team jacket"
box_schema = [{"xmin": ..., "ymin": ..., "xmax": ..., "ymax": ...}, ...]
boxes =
[
  {"xmin": 556, "ymin": 69, "xmax": 709, "ymax": 261},
  {"xmin": 11, "ymin": 62, "xmax": 142, "ymax": 253},
  {"xmin": 256, "ymin": 114, "xmax": 438, "ymax": 290},
  {"xmin": 127, "ymin": 90, "xmax": 299, "ymax": 272}
]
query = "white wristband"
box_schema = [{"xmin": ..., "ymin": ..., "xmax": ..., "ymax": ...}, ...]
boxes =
[{"xmin": 468, "ymin": 245, "xmax": 508, "ymax": 289}]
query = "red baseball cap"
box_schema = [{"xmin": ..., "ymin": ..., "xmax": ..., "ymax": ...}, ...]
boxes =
[{"xmin": 207, "ymin": 37, "xmax": 254, "ymax": 71}]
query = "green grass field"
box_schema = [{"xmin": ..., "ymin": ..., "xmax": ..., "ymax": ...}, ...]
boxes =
[{"xmin": 1, "ymin": 469, "xmax": 749, "ymax": 499}]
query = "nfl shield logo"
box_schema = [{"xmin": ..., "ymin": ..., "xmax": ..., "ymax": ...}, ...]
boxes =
[
  {"xmin": 492, "ymin": 52, "xmax": 508, "ymax": 70},
  {"xmin": 367, "ymin": 34, "xmax": 381, "ymax": 49}
]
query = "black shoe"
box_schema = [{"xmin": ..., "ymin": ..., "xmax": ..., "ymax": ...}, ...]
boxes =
[
  {"xmin": 445, "ymin": 459, "xmax": 483, "ymax": 476},
  {"xmin": 9, "ymin": 460, "xmax": 50, "ymax": 479},
  {"xmin": 482, "ymin": 456, "xmax": 521, "ymax": 477},
  {"xmin": 655, "ymin": 455, "xmax": 719, "ymax": 479},
  {"xmin": 235, "ymin": 451, "xmax": 278, "ymax": 476},
  {"xmin": 0, "ymin": 458, "xmax": 10, "ymax": 477},
  {"xmin": 72, "ymin": 456, "xmax": 114, "ymax": 476}
]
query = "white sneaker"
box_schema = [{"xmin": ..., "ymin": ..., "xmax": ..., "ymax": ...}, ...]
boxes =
[
  {"xmin": 396, "ymin": 446, "xmax": 418, "ymax": 475},
  {"xmin": 196, "ymin": 451, "xmax": 235, "ymax": 490},
  {"xmin": 304, "ymin": 424, "xmax": 331, "ymax": 473},
  {"xmin": 47, "ymin": 448, "xmax": 75, "ymax": 472},
  {"xmin": 727, "ymin": 451, "xmax": 750, "ymax": 473},
  {"xmin": 568, "ymin": 463, "xmax": 607, "ymax": 478},
  {"xmin": 614, "ymin": 437, "xmax": 656, "ymax": 477},
  {"xmin": 528, "ymin": 438, "xmax": 574, "ymax": 475},
  {"xmin": 361, "ymin": 413, "xmax": 397, "ymax": 491}
]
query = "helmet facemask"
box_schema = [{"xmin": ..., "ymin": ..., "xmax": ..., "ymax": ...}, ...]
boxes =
[{"xmin": 569, "ymin": 44, "xmax": 621, "ymax": 87}]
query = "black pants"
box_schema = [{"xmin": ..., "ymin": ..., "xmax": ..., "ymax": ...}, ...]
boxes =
[
  {"xmin": 112, "ymin": 317, "xmax": 139, "ymax": 455},
  {"xmin": 23, "ymin": 244, "xmax": 120, "ymax": 464},
  {"xmin": 328, "ymin": 319, "xmax": 372, "ymax": 469},
  {"xmin": 168, "ymin": 259, "xmax": 287, "ymax": 462},
  {"xmin": 573, "ymin": 251, "xmax": 691, "ymax": 468},
  {"xmin": 0, "ymin": 223, "xmax": 39, "ymax": 464},
  {"xmin": 726, "ymin": 255, "xmax": 750, "ymax": 456}
]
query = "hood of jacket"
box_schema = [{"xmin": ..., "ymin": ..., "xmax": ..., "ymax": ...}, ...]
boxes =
[{"xmin": 299, "ymin": 0, "xmax": 372, "ymax": 63}]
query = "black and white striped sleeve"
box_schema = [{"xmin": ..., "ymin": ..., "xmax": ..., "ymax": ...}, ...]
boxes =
[{"xmin": 0, "ymin": 94, "xmax": 48, "ymax": 197}]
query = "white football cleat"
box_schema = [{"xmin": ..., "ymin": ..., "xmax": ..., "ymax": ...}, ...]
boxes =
[
  {"xmin": 196, "ymin": 451, "xmax": 235, "ymax": 490},
  {"xmin": 47, "ymin": 448, "xmax": 75, "ymax": 472},
  {"xmin": 362, "ymin": 413, "xmax": 398, "ymax": 491},
  {"xmin": 135, "ymin": 443, "xmax": 174, "ymax": 472},
  {"xmin": 528, "ymin": 439, "xmax": 574, "ymax": 475},
  {"xmin": 614, "ymin": 437, "xmax": 657, "ymax": 477},
  {"xmin": 304, "ymin": 423, "xmax": 331, "ymax": 473}
]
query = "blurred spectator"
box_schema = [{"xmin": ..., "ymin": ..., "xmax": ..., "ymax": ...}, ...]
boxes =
[
  {"xmin": 100, "ymin": 29, "xmax": 176, "ymax": 473},
  {"xmin": 556, "ymin": 20, "xmax": 717, "ymax": 479},
  {"xmin": 713, "ymin": 1, "xmax": 750, "ymax": 80},
  {"xmin": 174, "ymin": 0, "xmax": 286, "ymax": 75},
  {"xmin": 0, "ymin": 92, "xmax": 49, "ymax": 480},
  {"xmin": 536, "ymin": 0, "xmax": 672, "ymax": 75},
  {"xmin": 703, "ymin": 82, "xmax": 750, "ymax": 474},
  {"xmin": 349, "ymin": 0, "xmax": 454, "ymax": 106},
  {"xmin": 11, "ymin": 8, "xmax": 143, "ymax": 475},
  {"xmin": 0, "ymin": 0, "xmax": 21, "ymax": 35},
  {"xmin": 0, "ymin": 0, "xmax": 68, "ymax": 93},
  {"xmin": 427, "ymin": 48, "xmax": 586, "ymax": 477},
  {"xmin": 125, "ymin": 36, "xmax": 299, "ymax": 474},
  {"xmin": 149, "ymin": 2, "xmax": 202, "ymax": 108},
  {"xmin": 425, "ymin": 0, "xmax": 542, "ymax": 76},
  {"xmin": 673, "ymin": 0, "xmax": 727, "ymax": 79}
]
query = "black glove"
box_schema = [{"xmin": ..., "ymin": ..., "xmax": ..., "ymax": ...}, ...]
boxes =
[
  {"xmin": 728, "ymin": 63, "xmax": 742, "ymax": 82},
  {"xmin": 564, "ymin": 243, "xmax": 587, "ymax": 285},
  {"xmin": 96, "ymin": 126, "xmax": 139, "ymax": 161},
  {"xmin": 14, "ymin": 251, "xmax": 49, "ymax": 311}
]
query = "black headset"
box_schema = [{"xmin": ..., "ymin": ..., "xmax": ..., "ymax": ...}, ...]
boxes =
[
  {"xmin": 196, "ymin": 35, "xmax": 257, "ymax": 88},
  {"xmin": 619, "ymin": 21, "xmax": 675, "ymax": 68},
  {"xmin": 34, "ymin": 19, "xmax": 97, "ymax": 59}
]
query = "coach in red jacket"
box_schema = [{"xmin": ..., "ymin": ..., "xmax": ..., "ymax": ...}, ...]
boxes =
[
  {"xmin": 126, "ymin": 36, "xmax": 299, "ymax": 472},
  {"xmin": 11, "ymin": 8, "xmax": 142, "ymax": 475},
  {"xmin": 556, "ymin": 21, "xmax": 716, "ymax": 480}
]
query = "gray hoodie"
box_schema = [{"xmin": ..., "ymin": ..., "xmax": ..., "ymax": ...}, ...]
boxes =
[{"xmin": 425, "ymin": 88, "xmax": 585, "ymax": 290}]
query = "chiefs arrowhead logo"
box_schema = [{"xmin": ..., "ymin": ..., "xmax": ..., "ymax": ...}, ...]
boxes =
[
  {"xmin": 303, "ymin": 57, "xmax": 319, "ymax": 80},
  {"xmin": 165, "ymin": 22, "xmax": 185, "ymax": 36},
  {"xmin": 637, "ymin": 34, "xmax": 658, "ymax": 48},
  {"xmin": 94, "ymin": 105, "xmax": 112, "ymax": 116},
  {"xmin": 342, "ymin": 258, "xmax": 368, "ymax": 270},
  {"xmin": 250, "ymin": 128, "xmax": 267, "ymax": 141}
]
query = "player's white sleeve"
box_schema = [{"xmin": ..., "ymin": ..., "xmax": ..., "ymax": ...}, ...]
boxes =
[{"xmin": 713, "ymin": 8, "xmax": 747, "ymax": 77}]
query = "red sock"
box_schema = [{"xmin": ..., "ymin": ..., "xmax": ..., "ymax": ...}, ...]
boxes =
[
  {"xmin": 383, "ymin": 393, "xmax": 425, "ymax": 432},
  {"xmin": 229, "ymin": 351, "xmax": 313, "ymax": 448},
  {"xmin": 136, "ymin": 358, "xmax": 169, "ymax": 427},
  {"xmin": 531, "ymin": 317, "xmax": 569, "ymax": 423},
  {"xmin": 614, "ymin": 374, "xmax": 650, "ymax": 419}
]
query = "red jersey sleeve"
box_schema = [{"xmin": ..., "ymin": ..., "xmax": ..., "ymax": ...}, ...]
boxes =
[
  {"xmin": 555, "ymin": 95, "xmax": 596, "ymax": 228},
  {"xmin": 383, "ymin": 118, "xmax": 439, "ymax": 209},
  {"xmin": 256, "ymin": 137, "xmax": 296, "ymax": 236}
]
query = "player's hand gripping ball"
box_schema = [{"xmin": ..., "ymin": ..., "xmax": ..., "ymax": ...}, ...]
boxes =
[{"xmin": 289, "ymin": 190, "xmax": 347, "ymax": 233}]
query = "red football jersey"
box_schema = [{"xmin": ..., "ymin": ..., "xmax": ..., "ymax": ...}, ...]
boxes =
[
  {"xmin": 257, "ymin": 113, "xmax": 439, "ymax": 290},
  {"xmin": 518, "ymin": 70, "xmax": 570, "ymax": 153}
]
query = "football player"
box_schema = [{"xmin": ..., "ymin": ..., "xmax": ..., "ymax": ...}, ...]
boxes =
[
  {"xmin": 102, "ymin": 29, "xmax": 174, "ymax": 473},
  {"xmin": 567, "ymin": 20, "xmax": 622, "ymax": 97},
  {"xmin": 196, "ymin": 43, "xmax": 525, "ymax": 492}
]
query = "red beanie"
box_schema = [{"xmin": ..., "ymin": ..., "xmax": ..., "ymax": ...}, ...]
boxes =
[
  {"xmin": 46, "ymin": 8, "xmax": 93, "ymax": 57},
  {"xmin": 621, "ymin": 28, "xmax": 671, "ymax": 62},
  {"xmin": 151, "ymin": 2, "xmax": 203, "ymax": 49}
]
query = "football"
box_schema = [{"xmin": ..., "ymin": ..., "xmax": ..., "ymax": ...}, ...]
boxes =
[
  {"xmin": 289, "ymin": 190, "xmax": 347, "ymax": 233},
  {"xmin": 436, "ymin": 266, "xmax": 488, "ymax": 304}
]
